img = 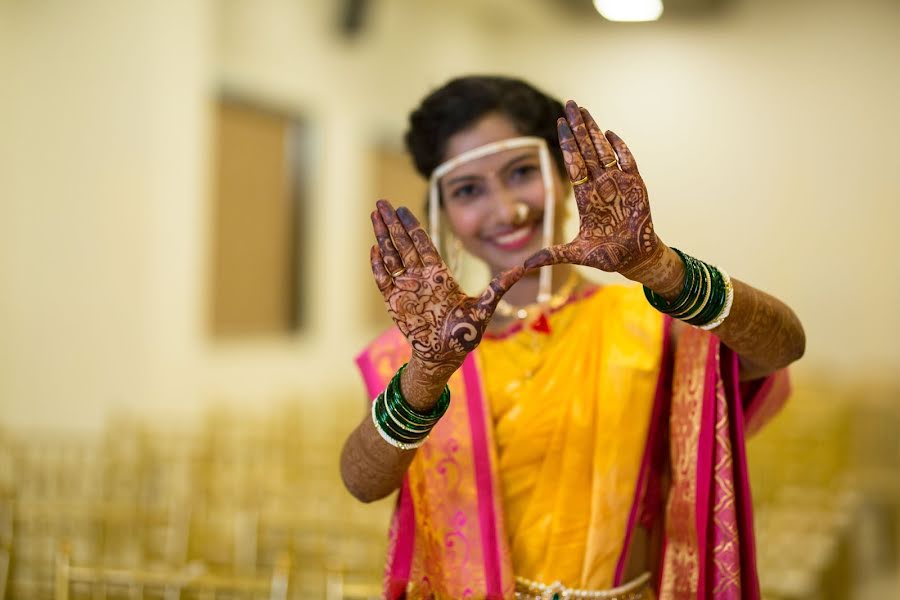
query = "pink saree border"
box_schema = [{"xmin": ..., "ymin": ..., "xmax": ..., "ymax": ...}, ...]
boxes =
[
  {"xmin": 693, "ymin": 340, "xmax": 719, "ymax": 600},
  {"xmin": 461, "ymin": 355, "xmax": 507, "ymax": 598},
  {"xmin": 355, "ymin": 330, "xmax": 513, "ymax": 599},
  {"xmin": 726, "ymin": 349, "xmax": 758, "ymax": 598}
]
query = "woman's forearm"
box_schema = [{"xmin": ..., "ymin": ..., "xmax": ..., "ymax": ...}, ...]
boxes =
[
  {"xmin": 642, "ymin": 246, "xmax": 805, "ymax": 381},
  {"xmin": 340, "ymin": 357, "xmax": 451, "ymax": 502},
  {"xmin": 340, "ymin": 414, "xmax": 417, "ymax": 503},
  {"xmin": 708, "ymin": 277, "xmax": 805, "ymax": 379}
]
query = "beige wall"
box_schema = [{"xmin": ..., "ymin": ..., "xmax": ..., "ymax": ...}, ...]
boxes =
[
  {"xmin": 0, "ymin": 0, "xmax": 212, "ymax": 429},
  {"xmin": 1, "ymin": 0, "xmax": 898, "ymax": 430}
]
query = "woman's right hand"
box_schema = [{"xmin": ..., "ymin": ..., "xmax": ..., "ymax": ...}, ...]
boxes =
[{"xmin": 370, "ymin": 200, "xmax": 523, "ymax": 397}]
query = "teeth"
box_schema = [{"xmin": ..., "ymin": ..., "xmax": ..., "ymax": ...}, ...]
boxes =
[{"xmin": 495, "ymin": 225, "xmax": 533, "ymax": 245}]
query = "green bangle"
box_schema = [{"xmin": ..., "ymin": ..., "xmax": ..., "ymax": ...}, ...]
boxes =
[
  {"xmin": 644, "ymin": 249, "xmax": 730, "ymax": 329},
  {"xmin": 386, "ymin": 364, "xmax": 450, "ymax": 424},
  {"xmin": 371, "ymin": 396, "xmax": 427, "ymax": 450},
  {"xmin": 678, "ymin": 260, "xmax": 712, "ymax": 322},
  {"xmin": 674, "ymin": 254, "xmax": 701, "ymax": 317},
  {"xmin": 374, "ymin": 395, "xmax": 427, "ymax": 443},
  {"xmin": 690, "ymin": 265, "xmax": 726, "ymax": 326},
  {"xmin": 386, "ymin": 376, "xmax": 439, "ymax": 427},
  {"xmin": 645, "ymin": 248, "xmax": 695, "ymax": 315},
  {"xmin": 381, "ymin": 392, "xmax": 433, "ymax": 435}
]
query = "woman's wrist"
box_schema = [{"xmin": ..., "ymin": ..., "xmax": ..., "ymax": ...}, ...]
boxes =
[
  {"xmin": 401, "ymin": 356, "xmax": 456, "ymax": 412},
  {"xmin": 624, "ymin": 244, "xmax": 685, "ymax": 301}
]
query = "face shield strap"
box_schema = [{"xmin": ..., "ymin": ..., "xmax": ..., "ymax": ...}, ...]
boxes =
[{"xmin": 428, "ymin": 136, "xmax": 555, "ymax": 305}]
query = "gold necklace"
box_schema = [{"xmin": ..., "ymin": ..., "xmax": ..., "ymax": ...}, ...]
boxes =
[{"xmin": 495, "ymin": 271, "xmax": 580, "ymax": 321}]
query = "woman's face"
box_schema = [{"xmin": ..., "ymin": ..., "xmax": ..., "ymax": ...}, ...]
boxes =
[{"xmin": 438, "ymin": 113, "xmax": 568, "ymax": 275}]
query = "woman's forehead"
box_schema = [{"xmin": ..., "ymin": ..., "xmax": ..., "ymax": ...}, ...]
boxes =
[{"xmin": 442, "ymin": 113, "xmax": 522, "ymax": 162}]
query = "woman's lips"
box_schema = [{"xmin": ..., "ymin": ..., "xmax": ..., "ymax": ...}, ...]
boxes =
[{"xmin": 489, "ymin": 222, "xmax": 539, "ymax": 251}]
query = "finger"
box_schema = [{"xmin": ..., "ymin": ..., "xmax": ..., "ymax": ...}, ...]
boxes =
[
  {"xmin": 397, "ymin": 206, "xmax": 441, "ymax": 266},
  {"xmin": 370, "ymin": 245, "xmax": 393, "ymax": 295},
  {"xmin": 372, "ymin": 207, "xmax": 404, "ymax": 276},
  {"xmin": 377, "ymin": 199, "xmax": 421, "ymax": 268},
  {"xmin": 565, "ymin": 100, "xmax": 602, "ymax": 178},
  {"xmin": 605, "ymin": 130, "xmax": 640, "ymax": 175},
  {"xmin": 557, "ymin": 118, "xmax": 589, "ymax": 187},
  {"xmin": 523, "ymin": 242, "xmax": 582, "ymax": 271},
  {"xmin": 476, "ymin": 266, "xmax": 525, "ymax": 315},
  {"xmin": 580, "ymin": 107, "xmax": 618, "ymax": 170}
]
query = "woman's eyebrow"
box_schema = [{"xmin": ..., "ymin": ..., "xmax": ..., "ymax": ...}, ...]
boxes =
[
  {"xmin": 444, "ymin": 173, "xmax": 481, "ymax": 187},
  {"xmin": 500, "ymin": 152, "xmax": 537, "ymax": 172}
]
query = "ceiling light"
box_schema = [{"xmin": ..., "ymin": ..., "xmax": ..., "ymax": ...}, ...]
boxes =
[{"xmin": 592, "ymin": 0, "xmax": 664, "ymax": 22}]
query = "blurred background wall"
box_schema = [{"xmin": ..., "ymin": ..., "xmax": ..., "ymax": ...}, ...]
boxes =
[
  {"xmin": 2, "ymin": 0, "xmax": 899, "ymax": 430},
  {"xmin": 1, "ymin": 0, "xmax": 898, "ymax": 598}
]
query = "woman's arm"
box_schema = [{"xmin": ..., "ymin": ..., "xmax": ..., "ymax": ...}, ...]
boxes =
[
  {"xmin": 341, "ymin": 357, "xmax": 450, "ymax": 503},
  {"xmin": 524, "ymin": 101, "xmax": 804, "ymax": 381},
  {"xmin": 340, "ymin": 201, "xmax": 522, "ymax": 502},
  {"xmin": 637, "ymin": 248, "xmax": 805, "ymax": 381}
]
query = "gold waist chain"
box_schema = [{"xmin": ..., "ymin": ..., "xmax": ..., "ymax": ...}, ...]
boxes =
[{"xmin": 514, "ymin": 572, "xmax": 653, "ymax": 600}]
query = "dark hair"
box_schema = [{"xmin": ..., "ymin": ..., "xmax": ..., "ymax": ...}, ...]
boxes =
[{"xmin": 404, "ymin": 76, "xmax": 566, "ymax": 179}]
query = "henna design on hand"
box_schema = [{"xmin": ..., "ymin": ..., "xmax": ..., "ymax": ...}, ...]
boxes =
[
  {"xmin": 370, "ymin": 200, "xmax": 523, "ymax": 399},
  {"xmin": 525, "ymin": 101, "xmax": 662, "ymax": 279}
]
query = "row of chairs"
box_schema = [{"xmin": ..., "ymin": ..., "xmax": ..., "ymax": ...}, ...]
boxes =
[
  {"xmin": 1, "ymin": 400, "xmax": 391, "ymax": 599},
  {"xmin": 3, "ymin": 378, "xmax": 898, "ymax": 599}
]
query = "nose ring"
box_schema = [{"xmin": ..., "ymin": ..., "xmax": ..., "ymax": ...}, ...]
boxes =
[{"xmin": 513, "ymin": 202, "xmax": 530, "ymax": 226}]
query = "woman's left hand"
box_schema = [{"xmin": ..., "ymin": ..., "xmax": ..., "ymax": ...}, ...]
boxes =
[{"xmin": 524, "ymin": 101, "xmax": 665, "ymax": 281}]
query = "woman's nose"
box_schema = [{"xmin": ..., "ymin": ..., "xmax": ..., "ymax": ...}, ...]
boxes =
[{"xmin": 491, "ymin": 185, "xmax": 519, "ymax": 223}]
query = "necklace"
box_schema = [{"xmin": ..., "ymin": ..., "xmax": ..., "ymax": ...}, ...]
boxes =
[{"xmin": 495, "ymin": 271, "xmax": 580, "ymax": 321}]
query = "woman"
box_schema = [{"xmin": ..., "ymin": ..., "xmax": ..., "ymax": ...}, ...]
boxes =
[{"xmin": 340, "ymin": 76, "xmax": 804, "ymax": 600}]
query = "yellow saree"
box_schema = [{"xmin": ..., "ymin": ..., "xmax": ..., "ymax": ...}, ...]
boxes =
[
  {"xmin": 479, "ymin": 284, "xmax": 663, "ymax": 588},
  {"xmin": 355, "ymin": 283, "xmax": 790, "ymax": 599}
]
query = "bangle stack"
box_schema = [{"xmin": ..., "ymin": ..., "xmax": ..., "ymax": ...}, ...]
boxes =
[
  {"xmin": 371, "ymin": 363, "xmax": 450, "ymax": 450},
  {"xmin": 644, "ymin": 248, "xmax": 734, "ymax": 330}
]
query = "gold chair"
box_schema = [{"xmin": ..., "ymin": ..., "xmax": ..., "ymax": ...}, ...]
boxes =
[
  {"xmin": 324, "ymin": 564, "xmax": 381, "ymax": 600},
  {"xmin": 55, "ymin": 546, "xmax": 291, "ymax": 600}
]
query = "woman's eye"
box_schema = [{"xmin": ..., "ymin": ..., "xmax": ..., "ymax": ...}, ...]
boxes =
[
  {"xmin": 509, "ymin": 164, "xmax": 539, "ymax": 182},
  {"xmin": 450, "ymin": 184, "xmax": 482, "ymax": 200}
]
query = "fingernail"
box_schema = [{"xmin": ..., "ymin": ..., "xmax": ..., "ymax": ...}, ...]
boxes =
[{"xmin": 397, "ymin": 207, "xmax": 413, "ymax": 225}]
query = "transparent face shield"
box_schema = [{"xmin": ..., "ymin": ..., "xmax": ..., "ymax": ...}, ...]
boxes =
[{"xmin": 427, "ymin": 136, "xmax": 557, "ymax": 304}]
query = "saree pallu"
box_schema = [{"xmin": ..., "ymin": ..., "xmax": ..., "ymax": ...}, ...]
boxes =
[{"xmin": 355, "ymin": 285, "xmax": 789, "ymax": 600}]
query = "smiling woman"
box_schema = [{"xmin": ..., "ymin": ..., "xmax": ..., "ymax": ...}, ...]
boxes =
[{"xmin": 340, "ymin": 76, "xmax": 805, "ymax": 600}]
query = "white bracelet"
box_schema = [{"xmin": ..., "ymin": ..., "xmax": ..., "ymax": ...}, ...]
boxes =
[
  {"xmin": 371, "ymin": 397, "xmax": 427, "ymax": 450},
  {"xmin": 699, "ymin": 268, "xmax": 734, "ymax": 331}
]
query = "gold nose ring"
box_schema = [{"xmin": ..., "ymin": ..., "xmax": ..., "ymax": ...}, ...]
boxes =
[{"xmin": 513, "ymin": 202, "xmax": 530, "ymax": 225}]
